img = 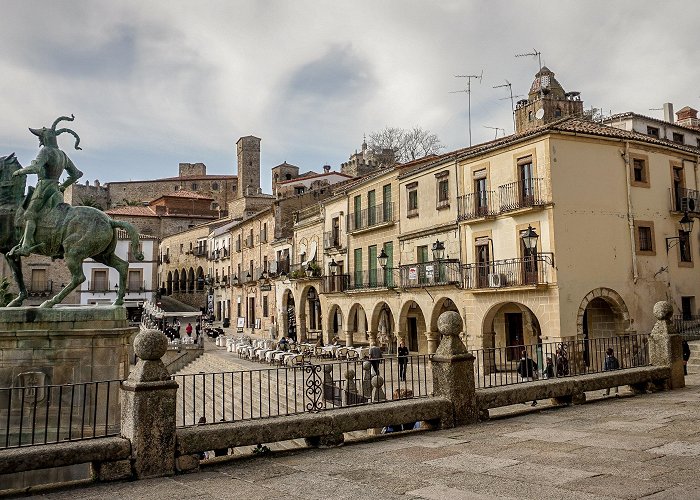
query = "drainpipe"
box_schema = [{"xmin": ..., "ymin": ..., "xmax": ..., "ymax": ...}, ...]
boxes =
[
  {"xmin": 695, "ymin": 155, "xmax": 699, "ymax": 192},
  {"xmin": 623, "ymin": 141, "xmax": 639, "ymax": 283}
]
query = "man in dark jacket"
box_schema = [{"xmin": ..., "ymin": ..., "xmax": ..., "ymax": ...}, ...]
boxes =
[{"xmin": 683, "ymin": 340, "xmax": 691, "ymax": 375}]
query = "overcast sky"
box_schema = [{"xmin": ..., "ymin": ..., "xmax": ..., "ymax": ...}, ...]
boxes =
[{"xmin": 1, "ymin": 1, "xmax": 698, "ymax": 191}]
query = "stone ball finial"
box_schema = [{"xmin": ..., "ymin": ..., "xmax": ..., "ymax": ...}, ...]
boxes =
[
  {"xmin": 362, "ymin": 361, "xmax": 372, "ymax": 372},
  {"xmin": 371, "ymin": 375, "xmax": 384, "ymax": 388},
  {"xmin": 133, "ymin": 329, "xmax": 168, "ymax": 361},
  {"xmin": 437, "ymin": 311, "xmax": 462, "ymax": 337},
  {"xmin": 653, "ymin": 301, "xmax": 673, "ymax": 320}
]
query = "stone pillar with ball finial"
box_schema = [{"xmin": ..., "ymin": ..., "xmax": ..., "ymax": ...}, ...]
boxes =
[
  {"xmin": 431, "ymin": 311, "xmax": 478, "ymax": 427},
  {"xmin": 120, "ymin": 328, "xmax": 179, "ymax": 479},
  {"xmin": 649, "ymin": 301, "xmax": 685, "ymax": 389}
]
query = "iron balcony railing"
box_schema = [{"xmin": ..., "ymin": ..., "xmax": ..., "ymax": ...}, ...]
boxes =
[
  {"xmin": 463, "ymin": 253, "xmax": 554, "ymax": 290},
  {"xmin": 87, "ymin": 281, "xmax": 113, "ymax": 293},
  {"xmin": 498, "ymin": 178, "xmax": 549, "ymax": 212},
  {"xmin": 288, "ymin": 263, "xmax": 322, "ymax": 279},
  {"xmin": 126, "ymin": 281, "xmax": 148, "ymax": 293},
  {"xmin": 173, "ymin": 355, "xmax": 431, "ymax": 427},
  {"xmin": 321, "ymin": 274, "xmax": 350, "ymax": 293},
  {"xmin": 457, "ymin": 191, "xmax": 497, "ymax": 220},
  {"xmin": 192, "ymin": 247, "xmax": 207, "ymax": 257},
  {"xmin": 323, "ymin": 230, "xmax": 342, "ymax": 250},
  {"xmin": 0, "ymin": 379, "xmax": 121, "ymax": 449},
  {"xmin": 349, "ymin": 268, "xmax": 396, "ymax": 290},
  {"xmin": 399, "ymin": 259, "xmax": 462, "ymax": 288},
  {"xmin": 274, "ymin": 260, "xmax": 290, "ymax": 275},
  {"xmin": 28, "ymin": 281, "xmax": 53, "ymax": 297},
  {"xmin": 671, "ymin": 186, "xmax": 700, "ymax": 213},
  {"xmin": 347, "ymin": 202, "xmax": 395, "ymax": 233},
  {"xmin": 471, "ymin": 334, "xmax": 650, "ymax": 389},
  {"xmin": 672, "ymin": 314, "xmax": 700, "ymax": 341}
]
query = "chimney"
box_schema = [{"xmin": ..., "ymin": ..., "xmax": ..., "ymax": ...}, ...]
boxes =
[{"xmin": 663, "ymin": 102, "xmax": 674, "ymax": 123}]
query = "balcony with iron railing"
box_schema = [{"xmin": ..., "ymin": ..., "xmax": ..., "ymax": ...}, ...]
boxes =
[
  {"xmin": 87, "ymin": 281, "xmax": 113, "ymax": 293},
  {"xmin": 192, "ymin": 246, "xmax": 207, "ymax": 257},
  {"xmin": 320, "ymin": 274, "xmax": 350, "ymax": 293},
  {"xmin": 462, "ymin": 253, "xmax": 555, "ymax": 290},
  {"xmin": 28, "ymin": 281, "xmax": 53, "ymax": 297},
  {"xmin": 399, "ymin": 260, "xmax": 462, "ymax": 288},
  {"xmin": 347, "ymin": 202, "xmax": 396, "ymax": 233},
  {"xmin": 457, "ymin": 191, "xmax": 497, "ymax": 221},
  {"xmin": 126, "ymin": 281, "xmax": 148, "ymax": 293},
  {"xmin": 288, "ymin": 262, "xmax": 323, "ymax": 279},
  {"xmin": 348, "ymin": 268, "xmax": 396, "ymax": 290},
  {"xmin": 273, "ymin": 260, "xmax": 290, "ymax": 276},
  {"xmin": 498, "ymin": 178, "xmax": 549, "ymax": 213},
  {"xmin": 323, "ymin": 230, "xmax": 343, "ymax": 251},
  {"xmin": 671, "ymin": 186, "xmax": 700, "ymax": 213}
]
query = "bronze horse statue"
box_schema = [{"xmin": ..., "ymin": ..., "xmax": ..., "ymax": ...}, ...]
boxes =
[{"xmin": 0, "ymin": 153, "xmax": 143, "ymax": 307}]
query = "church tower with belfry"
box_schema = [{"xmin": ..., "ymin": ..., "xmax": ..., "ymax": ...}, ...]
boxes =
[
  {"xmin": 514, "ymin": 67, "xmax": 584, "ymax": 134},
  {"xmin": 236, "ymin": 135, "xmax": 261, "ymax": 198}
]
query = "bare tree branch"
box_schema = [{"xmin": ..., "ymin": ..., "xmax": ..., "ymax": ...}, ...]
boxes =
[{"xmin": 367, "ymin": 126, "xmax": 445, "ymax": 163}]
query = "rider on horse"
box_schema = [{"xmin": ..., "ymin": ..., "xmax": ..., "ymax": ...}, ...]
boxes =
[{"xmin": 9, "ymin": 115, "xmax": 83, "ymax": 257}]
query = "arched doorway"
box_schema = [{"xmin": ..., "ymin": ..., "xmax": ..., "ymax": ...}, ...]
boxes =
[
  {"xmin": 173, "ymin": 270, "xmax": 180, "ymax": 292},
  {"xmin": 196, "ymin": 267, "xmax": 205, "ymax": 291},
  {"xmin": 300, "ymin": 285, "xmax": 322, "ymax": 342},
  {"xmin": 371, "ymin": 301, "xmax": 396, "ymax": 353},
  {"xmin": 167, "ymin": 271, "xmax": 173, "ymax": 295},
  {"xmin": 347, "ymin": 303, "xmax": 368, "ymax": 346},
  {"xmin": 399, "ymin": 301, "xmax": 427, "ymax": 353},
  {"xmin": 327, "ymin": 304, "xmax": 343, "ymax": 343},
  {"xmin": 180, "ymin": 268, "xmax": 187, "ymax": 292},
  {"xmin": 482, "ymin": 302, "xmax": 542, "ymax": 357},
  {"xmin": 188, "ymin": 268, "xmax": 195, "ymax": 293},
  {"xmin": 577, "ymin": 288, "xmax": 630, "ymax": 368}
]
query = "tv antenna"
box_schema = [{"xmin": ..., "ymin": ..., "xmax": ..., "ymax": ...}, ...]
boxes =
[
  {"xmin": 483, "ymin": 125, "xmax": 505, "ymax": 139},
  {"xmin": 493, "ymin": 80, "xmax": 522, "ymax": 133},
  {"xmin": 515, "ymin": 48, "xmax": 542, "ymax": 75},
  {"xmin": 450, "ymin": 70, "xmax": 483, "ymax": 146}
]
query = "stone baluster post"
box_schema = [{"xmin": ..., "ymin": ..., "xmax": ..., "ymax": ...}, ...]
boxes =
[
  {"xmin": 120, "ymin": 328, "xmax": 178, "ymax": 479},
  {"xmin": 649, "ymin": 301, "xmax": 685, "ymax": 389},
  {"xmin": 431, "ymin": 311, "xmax": 478, "ymax": 427}
]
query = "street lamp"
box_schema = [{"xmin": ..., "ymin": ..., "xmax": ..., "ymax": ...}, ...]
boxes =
[
  {"xmin": 431, "ymin": 239, "xmax": 445, "ymax": 261},
  {"xmin": 521, "ymin": 225, "xmax": 539, "ymax": 251},
  {"xmin": 377, "ymin": 249, "xmax": 389, "ymax": 269},
  {"xmin": 666, "ymin": 211, "xmax": 694, "ymax": 253},
  {"xmin": 328, "ymin": 258, "xmax": 338, "ymax": 275},
  {"xmin": 305, "ymin": 263, "xmax": 314, "ymax": 278}
]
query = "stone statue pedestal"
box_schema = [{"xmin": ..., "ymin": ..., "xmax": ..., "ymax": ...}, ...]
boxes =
[{"xmin": 0, "ymin": 306, "xmax": 136, "ymax": 391}]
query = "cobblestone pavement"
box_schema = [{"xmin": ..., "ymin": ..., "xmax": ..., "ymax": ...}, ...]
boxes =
[{"xmin": 28, "ymin": 371, "xmax": 700, "ymax": 500}]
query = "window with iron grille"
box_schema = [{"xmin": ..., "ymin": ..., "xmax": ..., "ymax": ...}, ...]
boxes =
[
  {"xmin": 680, "ymin": 230, "xmax": 692, "ymax": 262},
  {"xmin": 638, "ymin": 226, "xmax": 653, "ymax": 252},
  {"xmin": 437, "ymin": 178, "xmax": 449, "ymax": 208}
]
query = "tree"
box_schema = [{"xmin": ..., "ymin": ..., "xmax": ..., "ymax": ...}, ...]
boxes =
[
  {"xmin": 368, "ymin": 126, "xmax": 445, "ymax": 164},
  {"xmin": 80, "ymin": 197, "xmax": 104, "ymax": 211}
]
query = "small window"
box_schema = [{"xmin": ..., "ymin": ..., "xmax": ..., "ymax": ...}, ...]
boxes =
[
  {"xmin": 638, "ymin": 226, "xmax": 653, "ymax": 252},
  {"xmin": 191, "ymin": 183, "xmax": 198, "ymax": 190},
  {"xmin": 554, "ymin": 107, "xmax": 562, "ymax": 118},
  {"xmin": 630, "ymin": 156, "xmax": 650, "ymax": 187},
  {"xmin": 408, "ymin": 189, "xmax": 418, "ymax": 216},
  {"xmin": 437, "ymin": 178, "xmax": 449, "ymax": 208},
  {"xmin": 263, "ymin": 296, "xmax": 269, "ymax": 317},
  {"xmin": 212, "ymin": 182, "xmax": 219, "ymax": 191},
  {"xmin": 528, "ymin": 111, "xmax": 533, "ymax": 122},
  {"xmin": 681, "ymin": 296, "xmax": 695, "ymax": 320},
  {"xmin": 647, "ymin": 126, "xmax": 660, "ymax": 138},
  {"xmin": 673, "ymin": 132, "xmax": 685, "ymax": 144},
  {"xmin": 174, "ymin": 185, "xmax": 180, "ymax": 191}
]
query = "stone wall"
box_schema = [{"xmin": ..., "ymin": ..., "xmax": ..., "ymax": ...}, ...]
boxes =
[
  {"xmin": 108, "ymin": 177, "xmax": 236, "ymax": 210},
  {"xmin": 64, "ymin": 183, "xmax": 110, "ymax": 210}
]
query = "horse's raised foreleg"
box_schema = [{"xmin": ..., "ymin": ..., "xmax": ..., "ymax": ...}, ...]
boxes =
[
  {"xmin": 41, "ymin": 253, "xmax": 85, "ymax": 308},
  {"xmin": 4, "ymin": 253, "xmax": 27, "ymax": 307}
]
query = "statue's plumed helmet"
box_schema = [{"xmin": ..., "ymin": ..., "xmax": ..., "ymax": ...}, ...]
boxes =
[{"xmin": 29, "ymin": 114, "xmax": 81, "ymax": 150}]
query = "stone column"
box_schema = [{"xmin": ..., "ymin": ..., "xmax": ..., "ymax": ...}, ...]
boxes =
[
  {"xmin": 120, "ymin": 328, "xmax": 179, "ymax": 479},
  {"xmin": 297, "ymin": 310, "xmax": 307, "ymax": 342},
  {"xmin": 426, "ymin": 331, "xmax": 441, "ymax": 354},
  {"xmin": 431, "ymin": 311, "xmax": 478, "ymax": 427},
  {"xmin": 344, "ymin": 329, "xmax": 354, "ymax": 347},
  {"xmin": 649, "ymin": 301, "xmax": 685, "ymax": 389},
  {"xmin": 368, "ymin": 330, "xmax": 378, "ymax": 347}
]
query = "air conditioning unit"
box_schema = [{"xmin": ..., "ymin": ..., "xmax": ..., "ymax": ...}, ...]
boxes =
[
  {"xmin": 488, "ymin": 273, "xmax": 506, "ymax": 288},
  {"xmin": 681, "ymin": 196, "xmax": 697, "ymax": 212}
]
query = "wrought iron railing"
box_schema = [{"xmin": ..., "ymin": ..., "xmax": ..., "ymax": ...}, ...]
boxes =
[
  {"xmin": 173, "ymin": 355, "xmax": 431, "ymax": 427},
  {"xmin": 471, "ymin": 334, "xmax": 650, "ymax": 389},
  {"xmin": 321, "ymin": 274, "xmax": 350, "ymax": 293},
  {"xmin": 288, "ymin": 263, "xmax": 322, "ymax": 279},
  {"xmin": 498, "ymin": 178, "xmax": 549, "ymax": 212},
  {"xmin": 349, "ymin": 268, "xmax": 396, "ymax": 290},
  {"xmin": 673, "ymin": 314, "xmax": 700, "ymax": 340},
  {"xmin": 87, "ymin": 281, "xmax": 113, "ymax": 293},
  {"xmin": 28, "ymin": 281, "xmax": 53, "ymax": 297},
  {"xmin": 347, "ymin": 202, "xmax": 395, "ymax": 232},
  {"xmin": 457, "ymin": 191, "xmax": 497, "ymax": 220},
  {"xmin": 323, "ymin": 231, "xmax": 342, "ymax": 250},
  {"xmin": 0, "ymin": 380, "xmax": 121, "ymax": 449},
  {"xmin": 462, "ymin": 253, "xmax": 554, "ymax": 290},
  {"xmin": 671, "ymin": 187, "xmax": 700, "ymax": 213},
  {"xmin": 274, "ymin": 260, "xmax": 290, "ymax": 276},
  {"xmin": 399, "ymin": 260, "xmax": 462, "ymax": 288}
]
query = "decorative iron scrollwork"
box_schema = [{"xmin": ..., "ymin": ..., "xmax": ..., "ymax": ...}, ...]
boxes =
[{"xmin": 303, "ymin": 363, "xmax": 324, "ymax": 412}]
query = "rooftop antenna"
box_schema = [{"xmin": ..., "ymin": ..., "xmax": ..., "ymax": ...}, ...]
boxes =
[
  {"xmin": 483, "ymin": 125, "xmax": 505, "ymax": 140},
  {"xmin": 493, "ymin": 80, "xmax": 523, "ymax": 133},
  {"xmin": 450, "ymin": 70, "xmax": 483, "ymax": 146},
  {"xmin": 515, "ymin": 48, "xmax": 542, "ymax": 75}
]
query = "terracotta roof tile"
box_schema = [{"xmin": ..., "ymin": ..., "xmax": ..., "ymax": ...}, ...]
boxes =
[{"xmin": 106, "ymin": 206, "xmax": 157, "ymax": 217}]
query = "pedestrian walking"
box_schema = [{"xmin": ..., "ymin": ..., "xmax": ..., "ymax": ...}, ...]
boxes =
[
  {"xmin": 683, "ymin": 339, "xmax": 691, "ymax": 375},
  {"xmin": 516, "ymin": 349, "xmax": 538, "ymax": 406},
  {"xmin": 397, "ymin": 339, "xmax": 409, "ymax": 381}
]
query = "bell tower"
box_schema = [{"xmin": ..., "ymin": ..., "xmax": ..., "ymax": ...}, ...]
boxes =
[
  {"xmin": 236, "ymin": 136, "xmax": 261, "ymax": 198},
  {"xmin": 514, "ymin": 67, "xmax": 584, "ymax": 134}
]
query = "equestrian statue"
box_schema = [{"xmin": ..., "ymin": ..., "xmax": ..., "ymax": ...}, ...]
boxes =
[{"xmin": 0, "ymin": 115, "xmax": 143, "ymax": 308}]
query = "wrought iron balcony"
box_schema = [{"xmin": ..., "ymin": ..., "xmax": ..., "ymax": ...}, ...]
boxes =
[
  {"xmin": 323, "ymin": 230, "xmax": 343, "ymax": 250},
  {"xmin": 321, "ymin": 274, "xmax": 350, "ymax": 293},
  {"xmin": 399, "ymin": 259, "xmax": 462, "ymax": 288},
  {"xmin": 192, "ymin": 247, "xmax": 207, "ymax": 257},
  {"xmin": 348, "ymin": 268, "xmax": 396, "ymax": 290},
  {"xmin": 347, "ymin": 202, "xmax": 395, "ymax": 233},
  {"xmin": 28, "ymin": 281, "xmax": 53, "ymax": 297},
  {"xmin": 498, "ymin": 178, "xmax": 549, "ymax": 212},
  {"xmin": 462, "ymin": 253, "xmax": 555, "ymax": 290},
  {"xmin": 457, "ymin": 191, "xmax": 497, "ymax": 221}
]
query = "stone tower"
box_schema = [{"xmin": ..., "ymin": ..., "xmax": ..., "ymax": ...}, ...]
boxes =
[
  {"xmin": 514, "ymin": 67, "xmax": 584, "ymax": 134},
  {"xmin": 236, "ymin": 136, "xmax": 261, "ymax": 198}
]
